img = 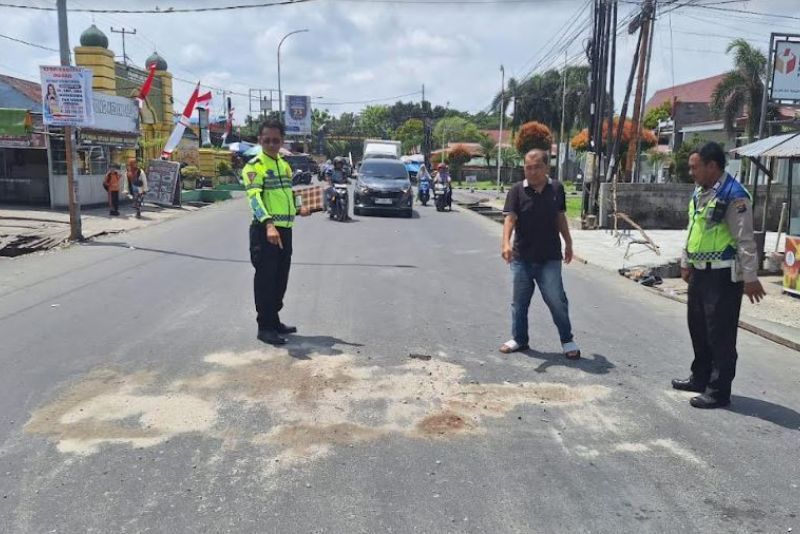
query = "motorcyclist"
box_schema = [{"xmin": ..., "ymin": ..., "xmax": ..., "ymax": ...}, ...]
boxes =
[
  {"xmin": 325, "ymin": 156, "xmax": 350, "ymax": 215},
  {"xmin": 433, "ymin": 163, "xmax": 452, "ymax": 207},
  {"xmin": 417, "ymin": 164, "xmax": 432, "ymax": 203}
]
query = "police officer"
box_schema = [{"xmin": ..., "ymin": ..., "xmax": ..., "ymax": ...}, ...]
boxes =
[
  {"xmin": 243, "ymin": 119, "xmax": 310, "ymax": 345},
  {"xmin": 672, "ymin": 142, "xmax": 766, "ymax": 409}
]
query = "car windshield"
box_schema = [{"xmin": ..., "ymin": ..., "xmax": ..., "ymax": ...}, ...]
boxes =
[{"xmin": 360, "ymin": 161, "xmax": 407, "ymax": 180}]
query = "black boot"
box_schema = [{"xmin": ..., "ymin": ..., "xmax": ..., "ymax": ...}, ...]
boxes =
[
  {"xmin": 276, "ymin": 323, "xmax": 297, "ymax": 335},
  {"xmin": 671, "ymin": 377, "xmax": 706, "ymax": 393},
  {"xmin": 690, "ymin": 394, "xmax": 730, "ymax": 409},
  {"xmin": 257, "ymin": 330, "xmax": 287, "ymax": 345}
]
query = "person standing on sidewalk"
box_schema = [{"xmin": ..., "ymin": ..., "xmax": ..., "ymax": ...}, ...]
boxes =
[
  {"xmin": 126, "ymin": 158, "xmax": 148, "ymax": 219},
  {"xmin": 243, "ymin": 119, "xmax": 311, "ymax": 345},
  {"xmin": 672, "ymin": 142, "xmax": 766, "ymax": 409},
  {"xmin": 103, "ymin": 164, "xmax": 122, "ymax": 216},
  {"xmin": 499, "ymin": 149, "xmax": 580, "ymax": 359}
]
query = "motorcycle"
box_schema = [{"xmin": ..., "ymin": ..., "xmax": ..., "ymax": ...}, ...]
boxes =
[
  {"xmin": 329, "ymin": 182, "xmax": 350, "ymax": 221},
  {"xmin": 418, "ymin": 177, "xmax": 431, "ymax": 206},
  {"xmin": 291, "ymin": 169, "xmax": 312, "ymax": 186},
  {"xmin": 434, "ymin": 182, "xmax": 451, "ymax": 212}
]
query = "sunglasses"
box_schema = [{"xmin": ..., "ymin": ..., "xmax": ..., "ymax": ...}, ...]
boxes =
[{"xmin": 262, "ymin": 137, "xmax": 283, "ymax": 145}]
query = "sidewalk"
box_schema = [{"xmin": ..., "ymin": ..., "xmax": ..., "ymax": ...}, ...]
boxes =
[
  {"xmin": 453, "ymin": 189, "xmax": 800, "ymax": 352},
  {"xmin": 0, "ymin": 202, "xmax": 204, "ymax": 258}
]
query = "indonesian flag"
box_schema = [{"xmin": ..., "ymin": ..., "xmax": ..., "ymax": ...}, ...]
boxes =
[
  {"xmin": 161, "ymin": 83, "xmax": 201, "ymax": 159},
  {"xmin": 196, "ymin": 90, "xmax": 212, "ymax": 109},
  {"xmin": 135, "ymin": 64, "xmax": 157, "ymax": 109}
]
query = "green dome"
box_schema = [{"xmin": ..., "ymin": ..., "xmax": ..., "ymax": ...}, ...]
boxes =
[
  {"xmin": 79, "ymin": 24, "xmax": 108, "ymax": 48},
  {"xmin": 145, "ymin": 51, "xmax": 168, "ymax": 71}
]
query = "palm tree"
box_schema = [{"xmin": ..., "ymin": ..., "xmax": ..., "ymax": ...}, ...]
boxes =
[
  {"xmin": 711, "ymin": 39, "xmax": 767, "ymax": 144},
  {"xmin": 491, "ymin": 77, "xmax": 519, "ymax": 117},
  {"xmin": 478, "ymin": 134, "xmax": 497, "ymax": 167}
]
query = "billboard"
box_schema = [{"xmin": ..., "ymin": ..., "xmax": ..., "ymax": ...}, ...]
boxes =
[
  {"xmin": 771, "ymin": 41, "xmax": 800, "ymax": 102},
  {"xmin": 284, "ymin": 95, "xmax": 311, "ymax": 135},
  {"xmin": 40, "ymin": 66, "xmax": 94, "ymax": 127}
]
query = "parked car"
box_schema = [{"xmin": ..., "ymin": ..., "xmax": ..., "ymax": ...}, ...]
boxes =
[
  {"xmin": 353, "ymin": 158, "xmax": 413, "ymax": 218},
  {"xmin": 284, "ymin": 153, "xmax": 317, "ymax": 177}
]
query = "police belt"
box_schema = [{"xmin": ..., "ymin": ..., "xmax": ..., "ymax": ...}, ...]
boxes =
[{"xmin": 690, "ymin": 259, "xmax": 734, "ymax": 270}]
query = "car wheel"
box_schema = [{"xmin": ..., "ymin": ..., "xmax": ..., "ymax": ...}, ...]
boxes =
[
  {"xmin": 354, "ymin": 207, "xmax": 362, "ymax": 216},
  {"xmin": 404, "ymin": 209, "xmax": 413, "ymax": 218}
]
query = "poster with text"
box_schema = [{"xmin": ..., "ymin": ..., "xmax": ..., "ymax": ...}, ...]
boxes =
[
  {"xmin": 40, "ymin": 66, "xmax": 94, "ymax": 127},
  {"xmin": 145, "ymin": 159, "xmax": 181, "ymax": 207},
  {"xmin": 284, "ymin": 95, "xmax": 311, "ymax": 135},
  {"xmin": 771, "ymin": 41, "xmax": 800, "ymax": 102}
]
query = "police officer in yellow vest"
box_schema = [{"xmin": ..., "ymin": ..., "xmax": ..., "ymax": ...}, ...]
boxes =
[
  {"xmin": 672, "ymin": 142, "xmax": 765, "ymax": 409},
  {"xmin": 244, "ymin": 119, "xmax": 311, "ymax": 345}
]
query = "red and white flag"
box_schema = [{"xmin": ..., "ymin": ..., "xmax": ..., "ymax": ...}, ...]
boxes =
[
  {"xmin": 161, "ymin": 82, "xmax": 201, "ymax": 159},
  {"xmin": 135, "ymin": 64, "xmax": 157, "ymax": 109},
  {"xmin": 196, "ymin": 90, "xmax": 212, "ymax": 109}
]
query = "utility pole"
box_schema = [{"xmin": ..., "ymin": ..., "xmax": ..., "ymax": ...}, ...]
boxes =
[
  {"xmin": 605, "ymin": 0, "xmax": 618, "ymax": 167},
  {"xmin": 625, "ymin": 0, "xmax": 653, "ymax": 182},
  {"xmin": 497, "ymin": 65, "xmax": 504, "ymax": 190},
  {"xmin": 559, "ymin": 51, "xmax": 568, "ymax": 182},
  {"xmin": 110, "ymin": 27, "xmax": 136, "ymax": 66},
  {"xmin": 57, "ymin": 0, "xmax": 82, "ymax": 241}
]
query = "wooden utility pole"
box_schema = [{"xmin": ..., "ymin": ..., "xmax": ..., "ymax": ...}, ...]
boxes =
[
  {"xmin": 625, "ymin": 0, "xmax": 653, "ymax": 182},
  {"xmin": 57, "ymin": 0, "xmax": 82, "ymax": 241}
]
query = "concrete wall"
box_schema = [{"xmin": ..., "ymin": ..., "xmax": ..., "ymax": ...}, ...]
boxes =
[{"xmin": 598, "ymin": 182, "xmax": 789, "ymax": 231}]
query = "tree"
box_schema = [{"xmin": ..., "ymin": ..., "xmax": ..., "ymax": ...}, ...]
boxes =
[
  {"xmin": 711, "ymin": 38, "xmax": 767, "ymax": 144},
  {"xmin": 570, "ymin": 118, "xmax": 657, "ymax": 155},
  {"xmin": 673, "ymin": 136, "xmax": 702, "ymax": 183},
  {"xmin": 643, "ymin": 101, "xmax": 671, "ymax": 130},
  {"xmin": 515, "ymin": 121, "xmax": 553, "ymax": 154},
  {"xmin": 448, "ymin": 145, "xmax": 473, "ymax": 183},
  {"xmin": 499, "ymin": 146, "xmax": 521, "ymax": 168},
  {"xmin": 645, "ymin": 148, "xmax": 673, "ymax": 181},
  {"xmin": 478, "ymin": 134, "xmax": 497, "ymax": 167},
  {"xmin": 433, "ymin": 116, "xmax": 482, "ymax": 146},
  {"xmin": 359, "ymin": 105, "xmax": 394, "ymax": 138},
  {"xmin": 324, "ymin": 139, "xmax": 350, "ymax": 160},
  {"xmin": 396, "ymin": 118, "xmax": 425, "ymax": 154}
]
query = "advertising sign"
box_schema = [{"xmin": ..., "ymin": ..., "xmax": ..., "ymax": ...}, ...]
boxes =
[
  {"xmin": 90, "ymin": 93, "xmax": 139, "ymax": 134},
  {"xmin": 284, "ymin": 95, "xmax": 311, "ymax": 135},
  {"xmin": 40, "ymin": 66, "xmax": 94, "ymax": 126},
  {"xmin": 784, "ymin": 236, "xmax": 800, "ymax": 296},
  {"xmin": 145, "ymin": 159, "xmax": 181, "ymax": 206},
  {"xmin": 771, "ymin": 41, "xmax": 800, "ymax": 102}
]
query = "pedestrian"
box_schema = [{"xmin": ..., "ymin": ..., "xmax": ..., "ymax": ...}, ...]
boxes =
[
  {"xmin": 243, "ymin": 119, "xmax": 311, "ymax": 345},
  {"xmin": 126, "ymin": 158, "xmax": 148, "ymax": 219},
  {"xmin": 499, "ymin": 149, "xmax": 580, "ymax": 359},
  {"xmin": 672, "ymin": 141, "xmax": 765, "ymax": 409},
  {"xmin": 103, "ymin": 163, "xmax": 122, "ymax": 216}
]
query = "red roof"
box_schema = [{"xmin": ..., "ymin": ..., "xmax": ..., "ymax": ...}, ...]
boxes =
[
  {"xmin": 0, "ymin": 73, "xmax": 41, "ymax": 103},
  {"xmin": 480, "ymin": 129, "xmax": 513, "ymax": 146},
  {"xmin": 646, "ymin": 73, "xmax": 727, "ymax": 111}
]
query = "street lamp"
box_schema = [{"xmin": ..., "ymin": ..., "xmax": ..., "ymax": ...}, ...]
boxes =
[{"xmin": 277, "ymin": 29, "xmax": 309, "ymax": 121}]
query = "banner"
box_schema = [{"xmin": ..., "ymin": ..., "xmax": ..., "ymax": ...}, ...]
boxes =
[
  {"xmin": 145, "ymin": 159, "xmax": 182, "ymax": 206},
  {"xmin": 91, "ymin": 93, "xmax": 139, "ymax": 134},
  {"xmin": 771, "ymin": 41, "xmax": 800, "ymax": 102},
  {"xmin": 284, "ymin": 95, "xmax": 311, "ymax": 135},
  {"xmin": 40, "ymin": 66, "xmax": 94, "ymax": 127},
  {"xmin": 162, "ymin": 83, "xmax": 200, "ymax": 158},
  {"xmin": 198, "ymin": 108, "xmax": 211, "ymax": 147}
]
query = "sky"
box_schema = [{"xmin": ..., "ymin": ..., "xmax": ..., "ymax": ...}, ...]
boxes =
[{"xmin": 1, "ymin": 0, "xmax": 799, "ymax": 124}]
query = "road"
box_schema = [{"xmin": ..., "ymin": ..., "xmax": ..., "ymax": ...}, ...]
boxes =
[{"xmin": 0, "ymin": 197, "xmax": 798, "ymax": 533}]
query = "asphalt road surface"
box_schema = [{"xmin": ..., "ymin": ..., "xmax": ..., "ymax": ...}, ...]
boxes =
[{"xmin": 0, "ymin": 198, "xmax": 798, "ymax": 533}]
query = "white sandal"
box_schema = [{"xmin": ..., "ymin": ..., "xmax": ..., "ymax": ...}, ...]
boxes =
[
  {"xmin": 499, "ymin": 339, "xmax": 529, "ymax": 354},
  {"xmin": 562, "ymin": 341, "xmax": 581, "ymax": 360}
]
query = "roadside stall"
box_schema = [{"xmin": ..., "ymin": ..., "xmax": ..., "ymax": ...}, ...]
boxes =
[{"xmin": 731, "ymin": 131, "xmax": 800, "ymax": 295}]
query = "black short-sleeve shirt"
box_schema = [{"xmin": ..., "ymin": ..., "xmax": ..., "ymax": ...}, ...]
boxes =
[{"xmin": 503, "ymin": 179, "xmax": 566, "ymax": 263}]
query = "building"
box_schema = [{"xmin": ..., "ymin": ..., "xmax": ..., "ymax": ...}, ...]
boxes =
[{"xmin": 0, "ymin": 75, "xmax": 48, "ymax": 204}]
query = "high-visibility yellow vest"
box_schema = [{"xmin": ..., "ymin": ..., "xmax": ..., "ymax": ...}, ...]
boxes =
[{"xmin": 242, "ymin": 152, "xmax": 296, "ymax": 227}]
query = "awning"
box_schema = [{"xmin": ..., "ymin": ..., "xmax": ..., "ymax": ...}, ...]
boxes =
[
  {"xmin": 0, "ymin": 109, "xmax": 32, "ymax": 136},
  {"xmin": 730, "ymin": 132, "xmax": 800, "ymax": 158}
]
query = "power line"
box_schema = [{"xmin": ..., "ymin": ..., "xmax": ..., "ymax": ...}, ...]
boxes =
[
  {"xmin": 0, "ymin": 32, "xmax": 58, "ymax": 52},
  {"xmin": 317, "ymin": 91, "xmax": 423, "ymax": 106},
  {"xmin": 0, "ymin": 0, "xmax": 316, "ymax": 13}
]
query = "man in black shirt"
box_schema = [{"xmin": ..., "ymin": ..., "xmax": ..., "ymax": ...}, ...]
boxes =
[{"xmin": 500, "ymin": 149, "xmax": 580, "ymax": 359}]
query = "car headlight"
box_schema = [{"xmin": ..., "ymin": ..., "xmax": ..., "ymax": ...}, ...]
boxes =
[{"xmin": 358, "ymin": 183, "xmax": 370, "ymax": 194}]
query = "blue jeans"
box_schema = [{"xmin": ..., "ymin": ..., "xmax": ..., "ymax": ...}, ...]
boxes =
[{"xmin": 511, "ymin": 259, "xmax": 574, "ymax": 346}]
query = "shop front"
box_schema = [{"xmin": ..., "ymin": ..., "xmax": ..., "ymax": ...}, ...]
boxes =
[
  {"xmin": 48, "ymin": 92, "xmax": 139, "ymax": 208},
  {"xmin": 0, "ymin": 109, "xmax": 48, "ymax": 204}
]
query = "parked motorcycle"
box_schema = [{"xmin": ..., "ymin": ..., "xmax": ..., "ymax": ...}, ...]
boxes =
[
  {"xmin": 434, "ymin": 182, "xmax": 451, "ymax": 212},
  {"xmin": 291, "ymin": 169, "xmax": 312, "ymax": 186},
  {"xmin": 418, "ymin": 176, "xmax": 431, "ymax": 206}
]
